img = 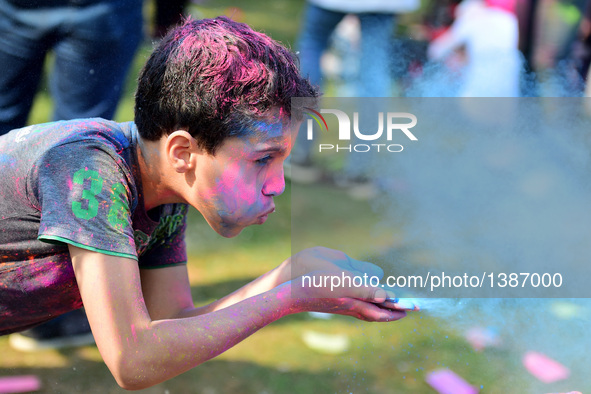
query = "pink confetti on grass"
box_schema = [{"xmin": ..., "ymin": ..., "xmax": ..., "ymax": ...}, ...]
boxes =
[
  {"xmin": 425, "ymin": 369, "xmax": 479, "ymax": 394},
  {"xmin": 522, "ymin": 351, "xmax": 570, "ymax": 383},
  {"xmin": 0, "ymin": 375, "xmax": 41, "ymax": 394}
]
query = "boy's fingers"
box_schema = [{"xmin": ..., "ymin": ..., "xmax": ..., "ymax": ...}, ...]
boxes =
[
  {"xmin": 380, "ymin": 298, "xmax": 419, "ymax": 311},
  {"xmin": 349, "ymin": 286, "xmax": 387, "ymax": 303},
  {"xmin": 348, "ymin": 299, "xmax": 407, "ymax": 322},
  {"xmin": 383, "ymin": 289, "xmax": 396, "ymax": 300},
  {"xmin": 347, "ymin": 257, "xmax": 384, "ymax": 279}
]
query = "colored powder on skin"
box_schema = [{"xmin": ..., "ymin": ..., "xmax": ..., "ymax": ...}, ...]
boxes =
[
  {"xmin": 247, "ymin": 120, "xmax": 285, "ymax": 138},
  {"xmin": 131, "ymin": 324, "xmax": 137, "ymax": 343},
  {"xmin": 215, "ymin": 163, "xmax": 258, "ymax": 206}
]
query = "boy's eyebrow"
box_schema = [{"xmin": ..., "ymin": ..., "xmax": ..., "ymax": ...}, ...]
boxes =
[{"xmin": 254, "ymin": 146, "xmax": 285, "ymax": 153}]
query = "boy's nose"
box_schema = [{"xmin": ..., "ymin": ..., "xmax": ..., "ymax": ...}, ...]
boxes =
[{"xmin": 262, "ymin": 166, "xmax": 285, "ymax": 197}]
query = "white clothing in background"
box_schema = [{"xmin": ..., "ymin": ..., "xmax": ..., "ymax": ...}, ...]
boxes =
[{"xmin": 428, "ymin": 0, "xmax": 521, "ymax": 97}]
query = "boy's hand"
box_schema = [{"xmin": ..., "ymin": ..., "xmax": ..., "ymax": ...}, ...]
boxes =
[
  {"xmin": 288, "ymin": 246, "xmax": 384, "ymax": 279},
  {"xmin": 286, "ymin": 274, "xmax": 407, "ymax": 322},
  {"xmin": 283, "ymin": 247, "xmax": 411, "ymax": 322}
]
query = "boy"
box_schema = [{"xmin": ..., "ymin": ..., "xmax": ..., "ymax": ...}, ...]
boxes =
[{"xmin": 0, "ymin": 17, "xmax": 406, "ymax": 389}]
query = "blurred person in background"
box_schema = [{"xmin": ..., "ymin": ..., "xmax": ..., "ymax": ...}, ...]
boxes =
[
  {"xmin": 0, "ymin": 0, "xmax": 143, "ymax": 135},
  {"xmin": 427, "ymin": 0, "xmax": 522, "ymax": 97},
  {"xmin": 563, "ymin": 0, "xmax": 591, "ymax": 94},
  {"xmin": 298, "ymin": 0, "xmax": 421, "ymax": 98},
  {"xmin": 154, "ymin": 0, "xmax": 189, "ymax": 39},
  {"xmin": 516, "ymin": 0, "xmax": 538, "ymax": 77},
  {"xmin": 289, "ymin": 0, "xmax": 420, "ymax": 187}
]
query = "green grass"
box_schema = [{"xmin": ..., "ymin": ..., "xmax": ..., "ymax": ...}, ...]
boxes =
[
  {"xmin": 4, "ymin": 1, "xmax": 590, "ymax": 393},
  {"xmin": 0, "ymin": 176, "xmax": 553, "ymax": 393}
]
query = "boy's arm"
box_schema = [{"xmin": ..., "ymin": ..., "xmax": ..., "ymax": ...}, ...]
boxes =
[
  {"xmin": 171, "ymin": 259, "xmax": 290, "ymax": 318},
  {"xmin": 71, "ymin": 245, "xmax": 291, "ymax": 390},
  {"xmin": 139, "ymin": 260, "xmax": 288, "ymax": 320},
  {"xmin": 150, "ymin": 247, "xmax": 384, "ymax": 318},
  {"xmin": 70, "ymin": 245, "xmax": 402, "ymax": 390}
]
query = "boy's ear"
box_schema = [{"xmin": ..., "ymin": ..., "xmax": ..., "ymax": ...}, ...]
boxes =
[{"xmin": 165, "ymin": 130, "xmax": 200, "ymax": 173}]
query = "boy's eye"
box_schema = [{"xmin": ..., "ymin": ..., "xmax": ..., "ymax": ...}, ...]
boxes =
[{"xmin": 256, "ymin": 155, "xmax": 272, "ymax": 165}]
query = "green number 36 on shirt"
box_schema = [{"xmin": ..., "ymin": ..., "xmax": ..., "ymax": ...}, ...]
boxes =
[{"xmin": 71, "ymin": 167, "xmax": 129, "ymax": 231}]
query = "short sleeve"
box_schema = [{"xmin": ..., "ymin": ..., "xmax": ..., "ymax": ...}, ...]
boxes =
[
  {"xmin": 137, "ymin": 204, "xmax": 188, "ymax": 269},
  {"xmin": 35, "ymin": 142, "xmax": 138, "ymax": 260}
]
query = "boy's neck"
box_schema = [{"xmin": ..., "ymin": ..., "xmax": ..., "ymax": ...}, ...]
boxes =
[{"xmin": 136, "ymin": 136, "xmax": 181, "ymax": 211}]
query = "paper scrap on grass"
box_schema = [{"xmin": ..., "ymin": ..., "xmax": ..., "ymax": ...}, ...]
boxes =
[
  {"xmin": 464, "ymin": 326, "xmax": 501, "ymax": 351},
  {"xmin": 0, "ymin": 375, "xmax": 41, "ymax": 394},
  {"xmin": 425, "ymin": 369, "xmax": 479, "ymax": 394},
  {"xmin": 523, "ymin": 351, "xmax": 570, "ymax": 383},
  {"xmin": 301, "ymin": 330, "xmax": 349, "ymax": 354},
  {"xmin": 549, "ymin": 301, "xmax": 584, "ymax": 320},
  {"xmin": 545, "ymin": 391, "xmax": 582, "ymax": 394}
]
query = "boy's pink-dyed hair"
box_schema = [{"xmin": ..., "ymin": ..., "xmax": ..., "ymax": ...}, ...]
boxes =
[{"xmin": 135, "ymin": 16, "xmax": 318, "ymax": 153}]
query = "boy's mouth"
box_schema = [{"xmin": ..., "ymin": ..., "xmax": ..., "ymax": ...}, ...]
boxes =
[
  {"xmin": 256, "ymin": 206, "xmax": 275, "ymax": 224},
  {"xmin": 260, "ymin": 206, "xmax": 276, "ymax": 217}
]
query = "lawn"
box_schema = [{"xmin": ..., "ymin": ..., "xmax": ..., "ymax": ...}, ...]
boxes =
[
  {"xmin": 0, "ymin": 179, "xmax": 522, "ymax": 393},
  {"xmin": 2, "ymin": 1, "xmax": 590, "ymax": 393}
]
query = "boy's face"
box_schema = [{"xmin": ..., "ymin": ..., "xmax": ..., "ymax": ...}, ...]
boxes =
[{"xmin": 190, "ymin": 118, "xmax": 298, "ymax": 238}]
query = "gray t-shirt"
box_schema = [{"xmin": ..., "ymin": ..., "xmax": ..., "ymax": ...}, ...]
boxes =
[{"xmin": 0, "ymin": 118, "xmax": 187, "ymax": 334}]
